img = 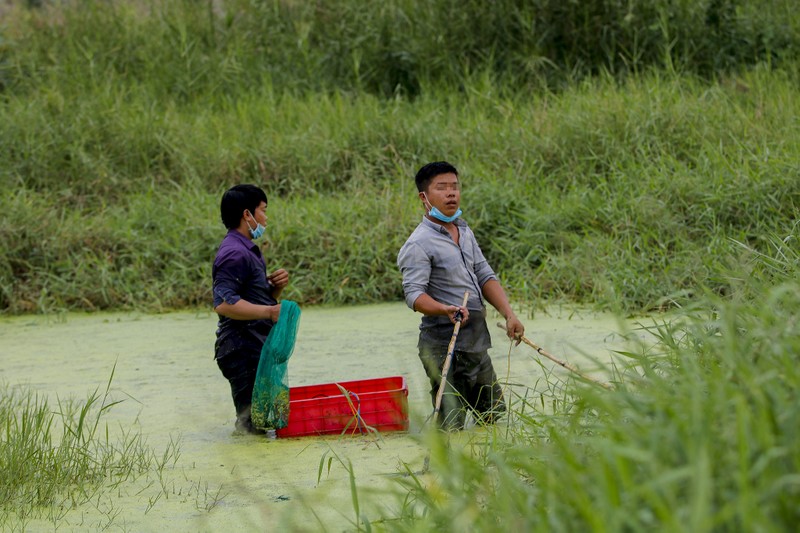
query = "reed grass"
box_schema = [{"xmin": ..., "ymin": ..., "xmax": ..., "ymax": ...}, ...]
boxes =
[
  {"xmin": 376, "ymin": 224, "xmax": 800, "ymax": 531},
  {"xmin": 2, "ymin": 65, "xmax": 798, "ymax": 314},
  {"xmin": 2, "ymin": 1, "xmax": 799, "ymax": 315},
  {"xmin": 0, "ymin": 369, "xmax": 182, "ymax": 528},
  {"xmin": 2, "ymin": 2, "xmax": 798, "ymax": 529},
  {"xmin": 2, "ymin": 0, "xmax": 797, "ymax": 99}
]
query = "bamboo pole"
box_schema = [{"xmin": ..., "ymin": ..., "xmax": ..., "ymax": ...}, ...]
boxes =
[{"xmin": 496, "ymin": 323, "xmax": 613, "ymax": 390}]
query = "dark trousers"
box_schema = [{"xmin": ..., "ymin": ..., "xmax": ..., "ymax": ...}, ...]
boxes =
[
  {"xmin": 419, "ymin": 343, "xmax": 505, "ymax": 430},
  {"xmin": 215, "ymin": 338, "xmax": 261, "ymax": 419}
]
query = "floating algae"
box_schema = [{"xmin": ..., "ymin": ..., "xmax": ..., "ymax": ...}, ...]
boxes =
[
  {"xmin": 251, "ymin": 300, "xmax": 301, "ymax": 430},
  {"xmin": 0, "ymin": 303, "xmax": 641, "ymax": 530}
]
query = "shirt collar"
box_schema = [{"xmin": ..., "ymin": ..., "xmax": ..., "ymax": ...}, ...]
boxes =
[
  {"xmin": 420, "ymin": 216, "xmax": 466, "ymax": 234},
  {"xmin": 227, "ymin": 228, "xmax": 258, "ymax": 249}
]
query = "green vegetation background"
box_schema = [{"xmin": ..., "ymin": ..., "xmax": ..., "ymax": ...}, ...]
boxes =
[
  {"xmin": 0, "ymin": 0, "xmax": 798, "ymax": 314},
  {"xmin": 2, "ymin": 2, "xmax": 800, "ymax": 531}
]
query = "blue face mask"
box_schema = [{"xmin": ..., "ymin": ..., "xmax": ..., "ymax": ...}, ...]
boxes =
[
  {"xmin": 423, "ymin": 193, "xmax": 462, "ymax": 223},
  {"xmin": 249, "ymin": 223, "xmax": 265, "ymax": 240},
  {"xmin": 246, "ymin": 213, "xmax": 266, "ymax": 239},
  {"xmin": 430, "ymin": 206, "xmax": 463, "ymax": 223}
]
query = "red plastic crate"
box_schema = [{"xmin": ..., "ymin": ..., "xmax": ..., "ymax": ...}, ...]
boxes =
[{"xmin": 275, "ymin": 376, "xmax": 409, "ymax": 438}]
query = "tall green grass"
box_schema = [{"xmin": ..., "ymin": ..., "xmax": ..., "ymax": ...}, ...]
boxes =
[
  {"xmin": 0, "ymin": 370, "xmax": 182, "ymax": 528},
  {"xmin": 1, "ymin": 1, "xmax": 798, "ymax": 315},
  {"xmin": 3, "ymin": 0, "xmax": 797, "ymax": 99},
  {"xmin": 2, "ymin": 3, "xmax": 798, "ymax": 529},
  {"xmin": 2, "ymin": 68, "xmax": 798, "ymax": 314},
  {"xmin": 2, "ymin": 0, "xmax": 798, "ymax": 196},
  {"xmin": 379, "ymin": 223, "xmax": 800, "ymax": 531}
]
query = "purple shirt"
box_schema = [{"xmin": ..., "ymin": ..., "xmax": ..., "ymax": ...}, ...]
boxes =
[{"xmin": 212, "ymin": 230, "xmax": 277, "ymax": 347}]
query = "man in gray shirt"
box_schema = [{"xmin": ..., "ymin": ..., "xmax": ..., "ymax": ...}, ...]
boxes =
[{"xmin": 397, "ymin": 161, "xmax": 525, "ymax": 430}]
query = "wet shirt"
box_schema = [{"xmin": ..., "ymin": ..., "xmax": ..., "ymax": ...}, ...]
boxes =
[
  {"xmin": 212, "ymin": 229, "xmax": 277, "ymax": 349},
  {"xmin": 397, "ymin": 217, "xmax": 497, "ymax": 351}
]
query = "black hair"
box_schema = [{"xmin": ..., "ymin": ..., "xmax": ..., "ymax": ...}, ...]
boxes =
[
  {"xmin": 220, "ymin": 184, "xmax": 268, "ymax": 229},
  {"xmin": 414, "ymin": 161, "xmax": 459, "ymax": 192}
]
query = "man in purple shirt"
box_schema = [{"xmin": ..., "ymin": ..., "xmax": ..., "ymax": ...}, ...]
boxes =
[
  {"xmin": 212, "ymin": 184, "xmax": 288, "ymax": 435},
  {"xmin": 397, "ymin": 161, "xmax": 525, "ymax": 430}
]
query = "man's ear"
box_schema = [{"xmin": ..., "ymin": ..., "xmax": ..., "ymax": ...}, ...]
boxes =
[{"xmin": 419, "ymin": 191, "xmax": 432, "ymax": 209}]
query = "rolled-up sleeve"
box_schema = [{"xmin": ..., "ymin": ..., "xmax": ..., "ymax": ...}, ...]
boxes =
[
  {"xmin": 213, "ymin": 255, "xmax": 246, "ymax": 307},
  {"xmin": 397, "ymin": 241, "xmax": 430, "ymax": 310},
  {"xmin": 472, "ymin": 243, "xmax": 498, "ymax": 288}
]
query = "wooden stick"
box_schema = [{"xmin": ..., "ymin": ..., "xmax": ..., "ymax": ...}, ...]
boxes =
[
  {"xmin": 434, "ymin": 291, "xmax": 470, "ymax": 418},
  {"xmin": 496, "ymin": 323, "xmax": 613, "ymax": 390},
  {"xmin": 423, "ymin": 291, "xmax": 469, "ymax": 473}
]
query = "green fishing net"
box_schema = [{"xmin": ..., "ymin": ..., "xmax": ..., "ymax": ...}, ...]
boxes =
[{"xmin": 251, "ymin": 300, "xmax": 301, "ymax": 430}]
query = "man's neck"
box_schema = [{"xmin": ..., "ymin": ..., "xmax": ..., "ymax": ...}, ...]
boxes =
[
  {"xmin": 235, "ymin": 222, "xmax": 253, "ymax": 239},
  {"xmin": 425, "ymin": 214, "xmax": 456, "ymax": 228}
]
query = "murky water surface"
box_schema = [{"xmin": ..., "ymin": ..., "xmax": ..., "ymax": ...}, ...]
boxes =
[{"xmin": 1, "ymin": 303, "xmax": 645, "ymax": 531}]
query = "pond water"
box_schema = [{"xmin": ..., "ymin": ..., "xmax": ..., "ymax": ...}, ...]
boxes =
[{"xmin": 1, "ymin": 302, "xmax": 645, "ymax": 531}]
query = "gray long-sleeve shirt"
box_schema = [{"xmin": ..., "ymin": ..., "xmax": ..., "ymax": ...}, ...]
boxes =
[{"xmin": 397, "ymin": 217, "xmax": 497, "ymax": 351}]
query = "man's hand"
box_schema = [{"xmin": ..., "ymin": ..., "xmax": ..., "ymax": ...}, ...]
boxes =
[
  {"xmin": 445, "ymin": 305, "xmax": 469, "ymax": 325},
  {"xmin": 268, "ymin": 269, "xmax": 289, "ymax": 290},
  {"xmin": 505, "ymin": 314, "xmax": 524, "ymax": 345}
]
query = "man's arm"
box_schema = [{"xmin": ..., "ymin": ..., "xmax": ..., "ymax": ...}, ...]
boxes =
[
  {"xmin": 481, "ymin": 279, "xmax": 524, "ymax": 342},
  {"xmin": 412, "ymin": 293, "xmax": 469, "ymax": 325},
  {"xmin": 215, "ymin": 300, "xmax": 281, "ymax": 322}
]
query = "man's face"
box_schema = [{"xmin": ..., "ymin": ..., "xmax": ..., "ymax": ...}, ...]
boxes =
[
  {"xmin": 246, "ymin": 201, "xmax": 268, "ymax": 227},
  {"xmin": 420, "ymin": 173, "xmax": 460, "ymax": 217}
]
